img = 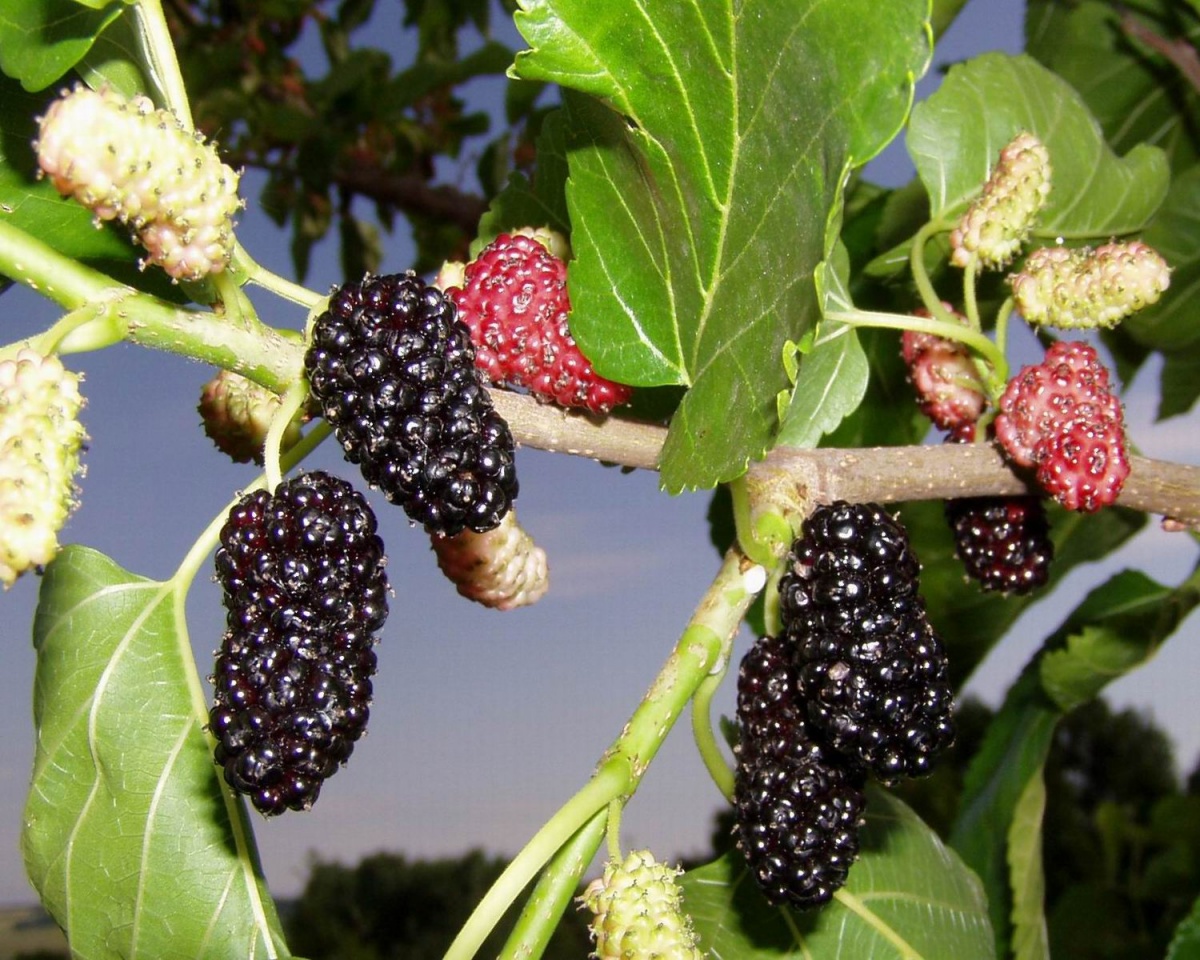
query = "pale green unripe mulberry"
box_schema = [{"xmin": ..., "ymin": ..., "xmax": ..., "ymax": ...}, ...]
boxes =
[
  {"xmin": 582, "ymin": 850, "xmax": 705, "ymax": 960},
  {"xmin": 951, "ymin": 131, "xmax": 1051, "ymax": 269},
  {"xmin": 198, "ymin": 369, "xmax": 304, "ymax": 465},
  {"xmin": 36, "ymin": 85, "xmax": 242, "ymax": 282},
  {"xmin": 1011, "ymin": 240, "xmax": 1171, "ymax": 329},
  {"xmin": 431, "ymin": 509, "xmax": 548, "ymax": 609},
  {"xmin": 0, "ymin": 350, "xmax": 87, "ymax": 587}
]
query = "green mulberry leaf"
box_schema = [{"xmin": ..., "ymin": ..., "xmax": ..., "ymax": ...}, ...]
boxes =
[
  {"xmin": 951, "ymin": 563, "xmax": 1200, "ymax": 958},
  {"xmin": 1026, "ymin": 0, "xmax": 1200, "ymax": 174},
  {"xmin": 0, "ymin": 0, "xmax": 124, "ymax": 92},
  {"xmin": 22, "ymin": 546, "xmax": 290, "ymax": 960},
  {"xmin": 681, "ymin": 789, "xmax": 995, "ymax": 959},
  {"xmin": 511, "ymin": 0, "xmax": 931, "ymax": 490}
]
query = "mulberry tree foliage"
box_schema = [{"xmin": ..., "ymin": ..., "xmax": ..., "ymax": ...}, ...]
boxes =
[{"xmin": 1, "ymin": 1, "xmax": 1200, "ymax": 960}]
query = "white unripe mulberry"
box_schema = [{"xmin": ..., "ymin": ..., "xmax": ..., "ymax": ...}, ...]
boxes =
[
  {"xmin": 36, "ymin": 85, "xmax": 242, "ymax": 281},
  {"xmin": 1012, "ymin": 240, "xmax": 1171, "ymax": 329},
  {"xmin": 0, "ymin": 350, "xmax": 87, "ymax": 587},
  {"xmin": 951, "ymin": 131, "xmax": 1051, "ymax": 269},
  {"xmin": 582, "ymin": 850, "xmax": 705, "ymax": 960}
]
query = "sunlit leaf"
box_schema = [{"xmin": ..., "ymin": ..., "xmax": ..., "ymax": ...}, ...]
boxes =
[
  {"xmin": 75, "ymin": 4, "xmax": 148, "ymax": 99},
  {"xmin": 0, "ymin": 0, "xmax": 123, "ymax": 91},
  {"xmin": 681, "ymin": 789, "xmax": 995, "ymax": 959},
  {"xmin": 1039, "ymin": 568, "xmax": 1200, "ymax": 712},
  {"xmin": 776, "ymin": 245, "xmax": 869, "ymax": 448},
  {"xmin": 475, "ymin": 107, "xmax": 570, "ymax": 254},
  {"xmin": 908, "ymin": 52, "xmax": 1168, "ymax": 239},
  {"xmin": 23, "ymin": 546, "xmax": 290, "ymax": 960},
  {"xmin": 511, "ymin": 0, "xmax": 931, "ymax": 490},
  {"xmin": 1166, "ymin": 894, "xmax": 1200, "ymax": 959}
]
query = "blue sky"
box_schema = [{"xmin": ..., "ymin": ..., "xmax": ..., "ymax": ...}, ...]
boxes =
[{"xmin": 2, "ymin": 0, "xmax": 1198, "ymax": 909}]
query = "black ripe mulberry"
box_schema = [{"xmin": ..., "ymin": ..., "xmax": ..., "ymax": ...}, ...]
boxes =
[
  {"xmin": 945, "ymin": 496, "xmax": 1053, "ymax": 594},
  {"xmin": 733, "ymin": 634, "xmax": 867, "ymax": 910},
  {"xmin": 304, "ymin": 271, "xmax": 518, "ymax": 536},
  {"xmin": 780, "ymin": 501, "xmax": 955, "ymax": 782},
  {"xmin": 208, "ymin": 471, "xmax": 388, "ymax": 816}
]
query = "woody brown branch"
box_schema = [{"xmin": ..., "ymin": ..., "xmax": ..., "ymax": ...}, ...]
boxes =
[{"xmin": 489, "ymin": 390, "xmax": 1200, "ymax": 526}]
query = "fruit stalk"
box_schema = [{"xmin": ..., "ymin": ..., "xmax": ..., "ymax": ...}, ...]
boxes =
[
  {"xmin": 445, "ymin": 547, "xmax": 760, "ymax": 960},
  {"xmin": 498, "ymin": 810, "xmax": 609, "ymax": 960}
]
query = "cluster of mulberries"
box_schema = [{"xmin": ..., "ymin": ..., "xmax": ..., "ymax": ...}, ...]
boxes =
[
  {"xmin": 995, "ymin": 340, "xmax": 1129, "ymax": 512},
  {"xmin": 581, "ymin": 850, "xmax": 705, "ymax": 960},
  {"xmin": 732, "ymin": 633, "xmax": 867, "ymax": 910},
  {"xmin": 1011, "ymin": 241, "xmax": 1170, "ymax": 330},
  {"xmin": 0, "ymin": 350, "xmax": 87, "ymax": 587},
  {"xmin": 733, "ymin": 502, "xmax": 954, "ymax": 911},
  {"xmin": 444, "ymin": 232, "xmax": 633, "ymax": 414},
  {"xmin": 36, "ymin": 85, "xmax": 241, "ymax": 281},
  {"xmin": 304, "ymin": 272, "xmax": 518, "ymax": 537},
  {"xmin": 208, "ymin": 470, "xmax": 388, "ymax": 816}
]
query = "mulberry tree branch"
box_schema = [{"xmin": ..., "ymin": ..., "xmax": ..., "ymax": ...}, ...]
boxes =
[{"xmin": 489, "ymin": 390, "xmax": 1200, "ymax": 525}]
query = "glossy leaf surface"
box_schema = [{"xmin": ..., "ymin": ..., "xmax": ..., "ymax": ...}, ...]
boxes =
[{"xmin": 512, "ymin": 0, "xmax": 930, "ymax": 489}]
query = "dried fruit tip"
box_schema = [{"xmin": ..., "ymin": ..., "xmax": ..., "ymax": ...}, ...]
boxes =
[
  {"xmin": 198, "ymin": 369, "xmax": 303, "ymax": 465},
  {"xmin": 431, "ymin": 510, "xmax": 548, "ymax": 609}
]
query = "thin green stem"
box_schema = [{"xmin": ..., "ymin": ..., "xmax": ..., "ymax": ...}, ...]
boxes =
[
  {"xmin": 263, "ymin": 380, "xmax": 310, "ymax": 490},
  {"xmin": 235, "ymin": 244, "xmax": 323, "ymax": 309},
  {"xmin": 987, "ymin": 297, "xmax": 1015, "ymax": 392},
  {"xmin": 691, "ymin": 646, "xmax": 735, "ymax": 803},
  {"xmin": 728, "ymin": 476, "xmax": 792, "ymax": 568},
  {"xmin": 133, "ymin": 0, "xmax": 194, "ymax": 126},
  {"xmin": 33, "ymin": 297, "xmax": 128, "ymax": 356},
  {"xmin": 961, "ymin": 253, "xmax": 982, "ymax": 332},
  {"xmin": 497, "ymin": 810, "xmax": 607, "ymax": 960},
  {"xmin": 449, "ymin": 548, "xmax": 759, "ymax": 960},
  {"xmin": 826, "ymin": 306, "xmax": 1006, "ymax": 377},
  {"xmin": 444, "ymin": 764, "xmax": 627, "ymax": 960},
  {"xmin": 909, "ymin": 220, "xmax": 957, "ymax": 326}
]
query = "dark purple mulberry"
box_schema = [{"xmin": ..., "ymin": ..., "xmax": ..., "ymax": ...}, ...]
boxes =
[
  {"xmin": 779, "ymin": 501, "xmax": 955, "ymax": 782},
  {"xmin": 304, "ymin": 271, "xmax": 518, "ymax": 536},
  {"xmin": 945, "ymin": 496, "xmax": 1053, "ymax": 594},
  {"xmin": 733, "ymin": 634, "xmax": 867, "ymax": 910},
  {"xmin": 208, "ymin": 471, "xmax": 388, "ymax": 815}
]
